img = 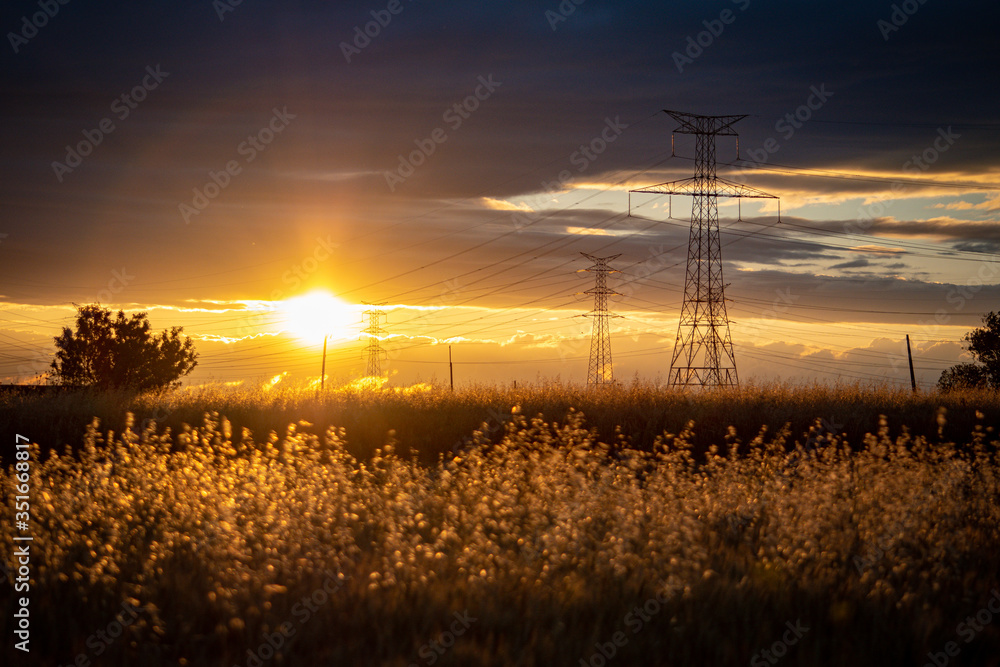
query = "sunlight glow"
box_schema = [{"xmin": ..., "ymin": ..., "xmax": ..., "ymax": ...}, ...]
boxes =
[
  {"xmin": 279, "ymin": 290, "xmax": 359, "ymax": 344},
  {"xmin": 264, "ymin": 372, "xmax": 288, "ymax": 391}
]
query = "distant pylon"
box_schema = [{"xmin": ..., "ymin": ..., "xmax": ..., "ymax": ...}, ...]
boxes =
[
  {"xmin": 578, "ymin": 253, "xmax": 622, "ymax": 386},
  {"xmin": 629, "ymin": 110, "xmax": 779, "ymax": 388},
  {"xmin": 361, "ymin": 304, "xmax": 387, "ymax": 378}
]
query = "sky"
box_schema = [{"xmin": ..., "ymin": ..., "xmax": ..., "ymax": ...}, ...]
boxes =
[{"xmin": 1, "ymin": 0, "xmax": 1000, "ymax": 390}]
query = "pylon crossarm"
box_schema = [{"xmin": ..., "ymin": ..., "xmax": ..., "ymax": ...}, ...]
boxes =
[
  {"xmin": 581, "ymin": 252, "xmax": 622, "ymax": 262},
  {"xmin": 629, "ymin": 177, "xmax": 777, "ymax": 200},
  {"xmin": 663, "ymin": 110, "xmax": 747, "ymax": 135}
]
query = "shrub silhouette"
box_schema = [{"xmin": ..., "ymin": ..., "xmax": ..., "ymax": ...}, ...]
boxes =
[
  {"xmin": 939, "ymin": 311, "xmax": 1000, "ymax": 390},
  {"xmin": 50, "ymin": 304, "xmax": 197, "ymax": 391}
]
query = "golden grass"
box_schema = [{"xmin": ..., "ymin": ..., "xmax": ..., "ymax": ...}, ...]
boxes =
[
  {"xmin": 4, "ymin": 379, "xmax": 1000, "ymax": 462},
  {"xmin": 1, "ymin": 383, "xmax": 999, "ymax": 665}
]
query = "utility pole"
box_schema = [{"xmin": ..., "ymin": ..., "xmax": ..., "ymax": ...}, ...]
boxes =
[
  {"xmin": 449, "ymin": 345, "xmax": 454, "ymax": 391},
  {"xmin": 362, "ymin": 303, "xmax": 387, "ymax": 381},
  {"xmin": 630, "ymin": 109, "xmax": 779, "ymax": 388},
  {"xmin": 906, "ymin": 334, "xmax": 917, "ymax": 392},
  {"xmin": 579, "ymin": 252, "xmax": 622, "ymax": 386},
  {"xmin": 319, "ymin": 334, "xmax": 328, "ymax": 393}
]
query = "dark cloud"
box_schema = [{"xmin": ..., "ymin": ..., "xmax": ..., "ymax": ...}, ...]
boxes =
[
  {"xmin": 951, "ymin": 241, "xmax": 1000, "ymax": 254},
  {"xmin": 2, "ymin": 0, "xmax": 1000, "ymax": 384},
  {"xmin": 829, "ymin": 258, "xmax": 871, "ymax": 269}
]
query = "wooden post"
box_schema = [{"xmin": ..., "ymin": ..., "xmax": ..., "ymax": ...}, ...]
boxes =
[
  {"xmin": 320, "ymin": 335, "xmax": 327, "ymax": 393},
  {"xmin": 906, "ymin": 334, "xmax": 917, "ymax": 393}
]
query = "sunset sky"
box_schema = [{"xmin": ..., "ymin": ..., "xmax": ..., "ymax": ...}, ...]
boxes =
[{"xmin": 2, "ymin": 0, "xmax": 1000, "ymax": 389}]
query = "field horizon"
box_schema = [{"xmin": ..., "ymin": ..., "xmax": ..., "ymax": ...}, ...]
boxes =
[{"xmin": 4, "ymin": 380, "xmax": 1000, "ymax": 464}]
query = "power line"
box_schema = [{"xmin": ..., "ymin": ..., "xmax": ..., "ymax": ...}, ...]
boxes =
[{"xmin": 807, "ymin": 119, "xmax": 1000, "ymax": 131}]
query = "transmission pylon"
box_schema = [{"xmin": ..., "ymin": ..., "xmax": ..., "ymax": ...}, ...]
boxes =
[
  {"xmin": 578, "ymin": 252, "xmax": 622, "ymax": 386},
  {"xmin": 629, "ymin": 109, "xmax": 779, "ymax": 388},
  {"xmin": 361, "ymin": 303, "xmax": 387, "ymax": 378}
]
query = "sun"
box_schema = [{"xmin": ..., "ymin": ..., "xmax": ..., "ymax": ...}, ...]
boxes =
[{"xmin": 278, "ymin": 290, "xmax": 358, "ymax": 345}]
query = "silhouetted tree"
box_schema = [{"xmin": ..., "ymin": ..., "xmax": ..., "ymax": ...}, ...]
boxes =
[
  {"xmin": 938, "ymin": 312, "xmax": 1000, "ymax": 391},
  {"xmin": 937, "ymin": 363, "xmax": 992, "ymax": 392},
  {"xmin": 51, "ymin": 304, "xmax": 197, "ymax": 391}
]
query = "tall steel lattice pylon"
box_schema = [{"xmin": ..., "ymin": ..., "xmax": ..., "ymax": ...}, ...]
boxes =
[
  {"xmin": 361, "ymin": 304, "xmax": 387, "ymax": 378},
  {"xmin": 578, "ymin": 253, "xmax": 623, "ymax": 386},
  {"xmin": 629, "ymin": 110, "xmax": 779, "ymax": 388}
]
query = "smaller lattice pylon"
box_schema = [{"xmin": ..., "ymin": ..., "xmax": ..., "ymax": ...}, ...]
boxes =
[
  {"xmin": 361, "ymin": 303, "xmax": 387, "ymax": 379},
  {"xmin": 577, "ymin": 253, "xmax": 623, "ymax": 386}
]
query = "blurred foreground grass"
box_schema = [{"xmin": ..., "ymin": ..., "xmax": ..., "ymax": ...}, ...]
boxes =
[{"xmin": 1, "ymin": 383, "xmax": 999, "ymax": 665}]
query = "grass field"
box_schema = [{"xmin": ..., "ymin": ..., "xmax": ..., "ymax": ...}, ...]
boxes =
[
  {"xmin": 5, "ymin": 379, "xmax": 1000, "ymax": 461},
  {"xmin": 2, "ymin": 382, "xmax": 1000, "ymax": 665}
]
